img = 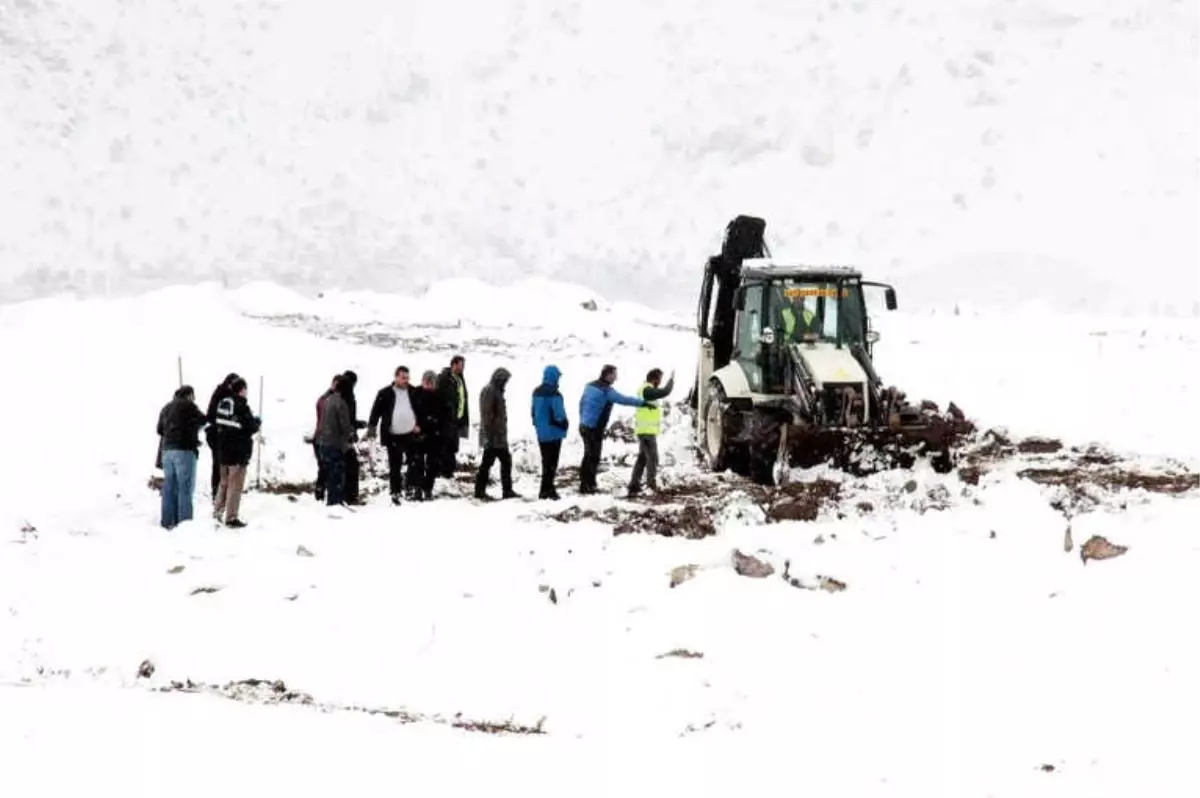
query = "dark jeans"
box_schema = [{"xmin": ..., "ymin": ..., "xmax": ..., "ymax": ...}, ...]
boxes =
[
  {"xmin": 344, "ymin": 447, "xmax": 360, "ymax": 502},
  {"xmin": 313, "ymin": 443, "xmax": 327, "ymax": 499},
  {"xmin": 319, "ymin": 445, "xmax": 346, "ymax": 506},
  {"xmin": 208, "ymin": 442, "xmax": 222, "ymax": 496},
  {"xmin": 475, "ymin": 446, "xmax": 513, "ymax": 496},
  {"xmin": 386, "ymin": 434, "xmax": 420, "ymax": 497},
  {"xmin": 418, "ymin": 436, "xmax": 441, "ymax": 496},
  {"xmin": 438, "ymin": 426, "xmax": 461, "ymax": 478},
  {"xmin": 629, "ymin": 435, "xmax": 659, "ymax": 491},
  {"xmin": 579, "ymin": 426, "xmax": 604, "ymax": 493},
  {"xmin": 538, "ymin": 440, "xmax": 562, "ymax": 498}
]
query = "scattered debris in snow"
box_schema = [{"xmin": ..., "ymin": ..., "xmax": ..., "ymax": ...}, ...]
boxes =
[
  {"xmin": 731, "ymin": 549, "xmax": 775, "ymax": 579},
  {"xmin": 1080, "ymin": 535, "xmax": 1128, "ymax": 565}
]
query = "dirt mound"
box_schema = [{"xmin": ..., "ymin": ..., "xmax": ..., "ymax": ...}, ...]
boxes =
[
  {"xmin": 955, "ymin": 430, "xmax": 1198, "ymax": 505},
  {"xmin": 760, "ymin": 479, "xmax": 842, "ymax": 523},
  {"xmin": 1018, "ymin": 467, "xmax": 1198, "ymax": 495},
  {"xmin": 614, "ymin": 503, "xmax": 716, "ymax": 540}
]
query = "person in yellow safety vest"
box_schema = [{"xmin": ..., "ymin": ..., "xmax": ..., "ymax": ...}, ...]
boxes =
[
  {"xmin": 434, "ymin": 355, "xmax": 470, "ymax": 480},
  {"xmin": 628, "ymin": 368, "xmax": 675, "ymax": 496},
  {"xmin": 779, "ymin": 298, "xmax": 817, "ymax": 341}
]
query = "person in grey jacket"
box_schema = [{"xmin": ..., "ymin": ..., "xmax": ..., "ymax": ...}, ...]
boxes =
[
  {"xmin": 474, "ymin": 367, "xmax": 519, "ymax": 500},
  {"xmin": 315, "ymin": 376, "xmax": 353, "ymax": 506}
]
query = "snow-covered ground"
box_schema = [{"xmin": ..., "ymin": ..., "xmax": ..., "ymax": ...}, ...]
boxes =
[{"xmin": 1, "ymin": 280, "xmax": 1198, "ymax": 796}]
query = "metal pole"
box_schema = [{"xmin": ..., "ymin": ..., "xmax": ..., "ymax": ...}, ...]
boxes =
[{"xmin": 177, "ymin": 355, "xmax": 183, "ymax": 386}]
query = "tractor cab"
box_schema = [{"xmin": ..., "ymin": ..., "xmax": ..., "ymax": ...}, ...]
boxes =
[{"xmin": 731, "ymin": 263, "xmax": 896, "ymax": 394}]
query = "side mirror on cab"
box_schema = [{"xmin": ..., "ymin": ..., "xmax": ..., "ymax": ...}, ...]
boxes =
[{"xmin": 884, "ymin": 287, "xmax": 898, "ymax": 311}]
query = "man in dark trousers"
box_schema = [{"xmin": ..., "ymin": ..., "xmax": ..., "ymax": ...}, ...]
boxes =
[
  {"xmin": 310, "ymin": 375, "xmax": 340, "ymax": 502},
  {"xmin": 157, "ymin": 385, "xmax": 208, "ymax": 529},
  {"xmin": 367, "ymin": 366, "xmax": 425, "ymax": 504},
  {"xmin": 435, "ymin": 355, "xmax": 469, "ymax": 478},
  {"xmin": 338, "ymin": 370, "xmax": 367, "ymax": 503},
  {"xmin": 417, "ymin": 370, "xmax": 447, "ymax": 500},
  {"xmin": 531, "ymin": 365, "xmax": 569, "ymax": 500},
  {"xmin": 213, "ymin": 377, "xmax": 261, "ymax": 528},
  {"xmin": 204, "ymin": 373, "xmax": 240, "ymax": 496},
  {"xmin": 315, "ymin": 376, "xmax": 353, "ymax": 506},
  {"xmin": 628, "ymin": 368, "xmax": 675, "ymax": 496},
  {"xmin": 475, "ymin": 367, "xmax": 519, "ymax": 501},
  {"xmin": 577, "ymin": 364, "xmax": 649, "ymax": 495}
]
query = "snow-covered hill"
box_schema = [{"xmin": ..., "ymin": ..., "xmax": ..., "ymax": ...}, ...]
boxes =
[
  {"xmin": 1, "ymin": 282, "xmax": 1198, "ymax": 795},
  {"xmin": 2, "ymin": 0, "xmax": 1196, "ymax": 312}
]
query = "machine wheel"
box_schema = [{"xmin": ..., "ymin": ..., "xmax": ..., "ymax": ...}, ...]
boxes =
[{"xmin": 703, "ymin": 380, "xmax": 737, "ymax": 472}]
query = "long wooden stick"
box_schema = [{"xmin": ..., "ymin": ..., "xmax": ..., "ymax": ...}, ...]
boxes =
[{"xmin": 255, "ymin": 375, "xmax": 265, "ymax": 489}]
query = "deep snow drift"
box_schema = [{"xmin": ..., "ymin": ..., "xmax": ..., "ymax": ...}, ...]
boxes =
[
  {"xmin": 2, "ymin": 0, "xmax": 1197, "ymax": 311},
  {"xmin": 1, "ymin": 280, "xmax": 1198, "ymax": 796}
]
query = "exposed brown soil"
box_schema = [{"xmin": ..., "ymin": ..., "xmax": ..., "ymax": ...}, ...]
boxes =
[
  {"xmin": 613, "ymin": 503, "xmax": 717, "ymax": 540},
  {"xmin": 1017, "ymin": 467, "xmax": 1198, "ymax": 495},
  {"xmin": 758, "ymin": 479, "xmax": 842, "ymax": 523}
]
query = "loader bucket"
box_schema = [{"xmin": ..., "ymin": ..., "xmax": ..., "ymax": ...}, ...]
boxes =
[{"xmin": 782, "ymin": 414, "xmax": 976, "ymax": 476}]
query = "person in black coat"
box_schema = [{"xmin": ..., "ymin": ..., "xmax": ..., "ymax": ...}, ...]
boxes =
[
  {"xmin": 157, "ymin": 385, "xmax": 208, "ymax": 529},
  {"xmin": 213, "ymin": 377, "xmax": 261, "ymax": 528},
  {"xmin": 367, "ymin": 366, "xmax": 433, "ymax": 503},
  {"xmin": 338, "ymin": 370, "xmax": 368, "ymax": 503},
  {"xmin": 434, "ymin": 355, "xmax": 469, "ymax": 478},
  {"xmin": 417, "ymin": 370, "xmax": 447, "ymax": 499},
  {"xmin": 204, "ymin": 373, "xmax": 240, "ymax": 496}
]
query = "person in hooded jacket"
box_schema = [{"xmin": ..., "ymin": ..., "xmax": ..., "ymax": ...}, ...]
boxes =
[
  {"xmin": 475, "ymin": 367, "xmax": 519, "ymax": 500},
  {"xmin": 531, "ymin": 365, "xmax": 569, "ymax": 500},
  {"xmin": 204, "ymin": 373, "xmax": 240, "ymax": 496},
  {"xmin": 213, "ymin": 377, "xmax": 261, "ymax": 528},
  {"xmin": 310, "ymin": 375, "xmax": 340, "ymax": 502},
  {"xmin": 315, "ymin": 375, "xmax": 353, "ymax": 506},
  {"xmin": 338, "ymin": 370, "xmax": 367, "ymax": 503},
  {"xmin": 157, "ymin": 385, "xmax": 208, "ymax": 529},
  {"xmin": 577, "ymin": 364, "xmax": 649, "ymax": 494}
]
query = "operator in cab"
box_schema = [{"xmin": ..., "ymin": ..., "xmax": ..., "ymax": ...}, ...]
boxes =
[{"xmin": 775, "ymin": 287, "xmax": 820, "ymax": 342}]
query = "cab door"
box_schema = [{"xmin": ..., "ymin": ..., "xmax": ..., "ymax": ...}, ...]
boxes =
[{"xmin": 733, "ymin": 283, "xmax": 766, "ymax": 393}]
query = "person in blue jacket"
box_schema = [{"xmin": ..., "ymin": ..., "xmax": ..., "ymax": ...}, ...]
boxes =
[
  {"xmin": 577, "ymin": 364, "xmax": 649, "ymax": 495},
  {"xmin": 531, "ymin": 365, "xmax": 570, "ymax": 500}
]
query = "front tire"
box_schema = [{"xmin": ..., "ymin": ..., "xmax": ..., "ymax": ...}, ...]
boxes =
[{"xmin": 704, "ymin": 381, "xmax": 735, "ymax": 472}]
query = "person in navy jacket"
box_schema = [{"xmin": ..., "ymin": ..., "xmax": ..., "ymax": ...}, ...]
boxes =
[
  {"xmin": 531, "ymin": 365, "xmax": 570, "ymax": 500},
  {"xmin": 577, "ymin": 364, "xmax": 649, "ymax": 495}
]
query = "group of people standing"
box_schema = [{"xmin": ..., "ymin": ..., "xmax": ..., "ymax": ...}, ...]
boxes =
[
  {"xmin": 311, "ymin": 355, "xmax": 676, "ymax": 506},
  {"xmin": 155, "ymin": 354, "xmax": 676, "ymax": 529},
  {"xmin": 156, "ymin": 373, "xmax": 262, "ymax": 529},
  {"xmin": 310, "ymin": 356, "xmax": 469, "ymax": 506},
  {"xmin": 489, "ymin": 361, "xmax": 675, "ymax": 501}
]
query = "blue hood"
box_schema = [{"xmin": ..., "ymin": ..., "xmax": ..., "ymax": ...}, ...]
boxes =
[{"xmin": 542, "ymin": 365, "xmax": 561, "ymax": 387}]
